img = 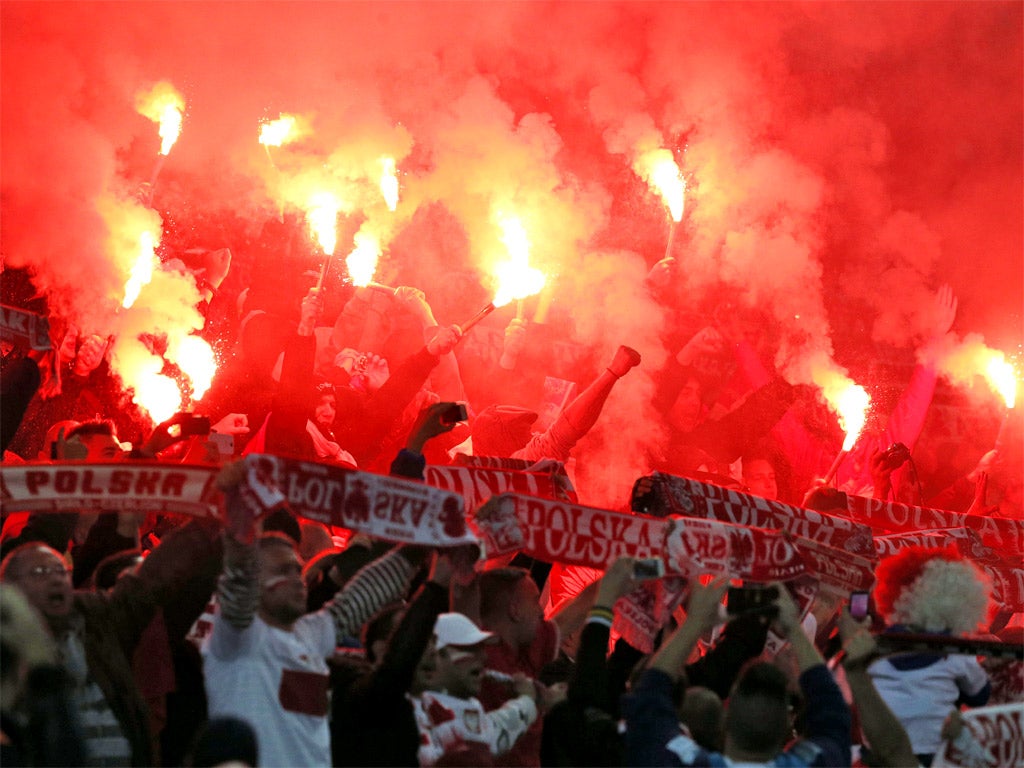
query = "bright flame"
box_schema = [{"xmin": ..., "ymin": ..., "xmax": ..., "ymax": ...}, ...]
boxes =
[
  {"xmin": 169, "ymin": 335, "xmax": 217, "ymax": 401},
  {"xmin": 492, "ymin": 215, "xmax": 545, "ymax": 307},
  {"xmin": 135, "ymin": 370, "xmax": 181, "ymax": 424},
  {"xmin": 346, "ymin": 231, "xmax": 381, "ymax": 287},
  {"xmin": 122, "ymin": 231, "xmax": 158, "ymax": 309},
  {"xmin": 985, "ymin": 356, "xmax": 1017, "ymax": 409},
  {"xmin": 135, "ymin": 82, "xmax": 185, "ymax": 155},
  {"xmin": 306, "ymin": 192, "xmax": 341, "ymax": 255},
  {"xmin": 933, "ymin": 336, "xmax": 1019, "ymax": 409},
  {"xmin": 380, "ymin": 157, "xmax": 399, "ymax": 211},
  {"xmin": 815, "ymin": 370, "xmax": 871, "ymax": 451},
  {"xmin": 259, "ymin": 115, "xmax": 297, "ymax": 147},
  {"xmin": 636, "ymin": 148, "xmax": 685, "ymax": 222}
]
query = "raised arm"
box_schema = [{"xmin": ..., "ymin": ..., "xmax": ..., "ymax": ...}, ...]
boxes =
[
  {"xmin": 322, "ymin": 545, "xmax": 423, "ymax": 643},
  {"xmin": 771, "ymin": 583, "xmax": 851, "ymax": 766},
  {"xmin": 837, "ymin": 608, "xmax": 917, "ymax": 768}
]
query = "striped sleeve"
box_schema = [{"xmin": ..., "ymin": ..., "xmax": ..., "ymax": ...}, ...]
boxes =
[
  {"xmin": 324, "ymin": 547, "xmax": 416, "ymax": 641},
  {"xmin": 217, "ymin": 535, "xmax": 260, "ymax": 630}
]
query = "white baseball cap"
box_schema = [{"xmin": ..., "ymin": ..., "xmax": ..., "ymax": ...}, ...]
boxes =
[{"xmin": 433, "ymin": 612, "xmax": 497, "ymax": 650}]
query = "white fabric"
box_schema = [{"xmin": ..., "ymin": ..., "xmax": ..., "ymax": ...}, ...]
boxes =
[
  {"xmin": 868, "ymin": 654, "xmax": 989, "ymax": 755},
  {"xmin": 414, "ymin": 690, "xmax": 537, "ymax": 766},
  {"xmin": 305, "ymin": 419, "xmax": 357, "ymax": 466},
  {"xmin": 203, "ymin": 611, "xmax": 335, "ymax": 767}
]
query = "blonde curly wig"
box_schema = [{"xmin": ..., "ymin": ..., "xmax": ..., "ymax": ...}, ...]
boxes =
[{"xmin": 876, "ymin": 546, "xmax": 992, "ymax": 634}]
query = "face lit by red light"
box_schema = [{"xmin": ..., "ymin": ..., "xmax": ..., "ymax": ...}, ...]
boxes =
[
  {"xmin": 435, "ymin": 644, "xmax": 487, "ymax": 698},
  {"xmin": 511, "ymin": 575, "xmax": 544, "ymax": 647},
  {"xmin": 5, "ymin": 546, "xmax": 73, "ymax": 627},
  {"xmin": 743, "ymin": 458, "xmax": 778, "ymax": 500},
  {"xmin": 258, "ymin": 541, "xmax": 307, "ymax": 628},
  {"xmin": 668, "ymin": 376, "xmax": 704, "ymax": 433},
  {"xmin": 314, "ymin": 394, "xmax": 336, "ymax": 430},
  {"xmin": 69, "ymin": 431, "xmax": 125, "ymax": 461}
]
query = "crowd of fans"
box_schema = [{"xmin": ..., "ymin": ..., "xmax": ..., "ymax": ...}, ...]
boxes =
[{"xmin": 0, "ymin": 245, "xmax": 1020, "ymax": 768}]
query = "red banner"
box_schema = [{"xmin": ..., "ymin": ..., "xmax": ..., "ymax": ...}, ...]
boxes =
[
  {"xmin": 934, "ymin": 703, "xmax": 1023, "ymax": 768},
  {"xmin": 663, "ymin": 516, "xmax": 807, "ymax": 582},
  {"xmin": 424, "ymin": 465, "xmax": 575, "ymax": 512},
  {"xmin": 1, "ymin": 462, "xmax": 220, "ymax": 516},
  {"xmin": 636, "ymin": 473, "xmax": 877, "ymax": 558},
  {"xmin": 240, "ymin": 455, "xmax": 475, "ymax": 547},
  {"xmin": 845, "ymin": 496, "xmax": 1024, "ymax": 554},
  {"xmin": 788, "ymin": 535, "xmax": 876, "ymax": 593},
  {"xmin": 472, "ymin": 494, "xmax": 811, "ymax": 653},
  {"xmin": 1, "ymin": 457, "xmax": 474, "ymax": 549},
  {"xmin": 0, "ymin": 303, "xmax": 51, "ymax": 350},
  {"xmin": 472, "ymin": 493, "xmax": 667, "ymax": 568}
]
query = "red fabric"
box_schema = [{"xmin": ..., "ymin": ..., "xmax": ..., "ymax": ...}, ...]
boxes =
[
  {"xmin": 479, "ymin": 620, "xmax": 557, "ymax": 767},
  {"xmin": 0, "ymin": 511, "xmax": 29, "ymax": 541},
  {"xmin": 133, "ymin": 609, "xmax": 175, "ymax": 700},
  {"xmin": 483, "ymin": 618, "xmax": 558, "ymax": 681},
  {"xmin": 278, "ymin": 668, "xmax": 330, "ymax": 717},
  {"xmin": 427, "ymin": 697, "xmax": 456, "ymax": 725}
]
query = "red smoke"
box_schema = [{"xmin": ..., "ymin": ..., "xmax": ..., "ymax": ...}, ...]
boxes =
[{"xmin": 2, "ymin": 2, "xmax": 1020, "ymax": 507}]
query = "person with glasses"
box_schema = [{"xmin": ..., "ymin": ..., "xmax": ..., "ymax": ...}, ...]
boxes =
[{"xmin": 0, "ymin": 519, "xmax": 221, "ymax": 767}]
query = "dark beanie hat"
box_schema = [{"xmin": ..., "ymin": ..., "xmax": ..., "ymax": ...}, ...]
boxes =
[{"xmin": 314, "ymin": 381, "xmax": 336, "ymax": 399}]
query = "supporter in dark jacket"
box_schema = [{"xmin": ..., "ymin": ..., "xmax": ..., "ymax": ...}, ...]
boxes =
[
  {"xmin": 332, "ymin": 550, "xmax": 454, "ymax": 766},
  {"xmin": 254, "ymin": 287, "xmax": 462, "ymax": 471},
  {"xmin": 623, "ymin": 578, "xmax": 850, "ymax": 767},
  {"xmin": 1, "ymin": 519, "xmax": 222, "ymax": 766}
]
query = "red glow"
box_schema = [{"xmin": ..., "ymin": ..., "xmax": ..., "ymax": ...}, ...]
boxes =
[{"xmin": 1, "ymin": 2, "xmax": 1019, "ymax": 508}]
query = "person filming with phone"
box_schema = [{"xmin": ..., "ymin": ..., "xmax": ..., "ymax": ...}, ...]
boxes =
[{"xmin": 624, "ymin": 578, "xmax": 851, "ymax": 767}]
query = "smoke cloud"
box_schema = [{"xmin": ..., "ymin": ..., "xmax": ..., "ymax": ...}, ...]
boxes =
[{"xmin": 2, "ymin": 1, "xmax": 1019, "ymax": 506}]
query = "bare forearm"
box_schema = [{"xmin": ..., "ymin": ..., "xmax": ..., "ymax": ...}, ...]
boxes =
[
  {"xmin": 787, "ymin": 624, "xmax": 824, "ymax": 673},
  {"xmin": 552, "ymin": 579, "xmax": 600, "ymax": 638},
  {"xmin": 845, "ymin": 670, "xmax": 917, "ymax": 768},
  {"xmin": 651, "ymin": 619, "xmax": 705, "ymax": 678}
]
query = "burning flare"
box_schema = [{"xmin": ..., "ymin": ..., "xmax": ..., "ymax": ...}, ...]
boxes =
[
  {"xmin": 636, "ymin": 148, "xmax": 685, "ymax": 222},
  {"xmin": 306, "ymin": 192, "xmax": 341, "ymax": 255},
  {"xmin": 259, "ymin": 115, "xmax": 298, "ymax": 147},
  {"xmin": 985, "ymin": 356, "xmax": 1017, "ymax": 409},
  {"xmin": 122, "ymin": 231, "xmax": 158, "ymax": 309},
  {"xmin": 135, "ymin": 370, "xmax": 182, "ymax": 424},
  {"xmin": 492, "ymin": 215, "xmax": 545, "ymax": 307},
  {"xmin": 346, "ymin": 231, "xmax": 381, "ymax": 287},
  {"xmin": 380, "ymin": 157, "xmax": 399, "ymax": 211},
  {"xmin": 815, "ymin": 369, "xmax": 871, "ymax": 451},
  {"xmin": 168, "ymin": 335, "xmax": 217, "ymax": 401},
  {"xmin": 931, "ymin": 335, "xmax": 1019, "ymax": 409},
  {"xmin": 135, "ymin": 82, "xmax": 185, "ymax": 156}
]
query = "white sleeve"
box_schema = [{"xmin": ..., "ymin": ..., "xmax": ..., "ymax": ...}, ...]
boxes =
[
  {"xmin": 205, "ymin": 608, "xmax": 263, "ymax": 659},
  {"xmin": 486, "ymin": 695, "xmax": 538, "ymax": 755},
  {"xmin": 954, "ymin": 656, "xmax": 990, "ymax": 698}
]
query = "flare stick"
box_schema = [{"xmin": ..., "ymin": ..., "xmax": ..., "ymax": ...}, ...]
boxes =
[
  {"xmin": 822, "ymin": 449, "xmax": 848, "ymax": 486},
  {"xmin": 664, "ymin": 220, "xmax": 677, "ymax": 262},
  {"xmin": 146, "ymin": 155, "xmax": 166, "ymax": 205},
  {"xmin": 461, "ymin": 302, "xmax": 496, "ymax": 332},
  {"xmin": 995, "ymin": 408, "xmax": 1013, "ymax": 449},
  {"xmin": 316, "ymin": 255, "xmax": 333, "ymax": 291}
]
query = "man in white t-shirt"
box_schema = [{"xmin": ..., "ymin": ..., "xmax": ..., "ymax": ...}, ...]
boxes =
[{"xmin": 203, "ymin": 476, "xmax": 421, "ymax": 767}]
